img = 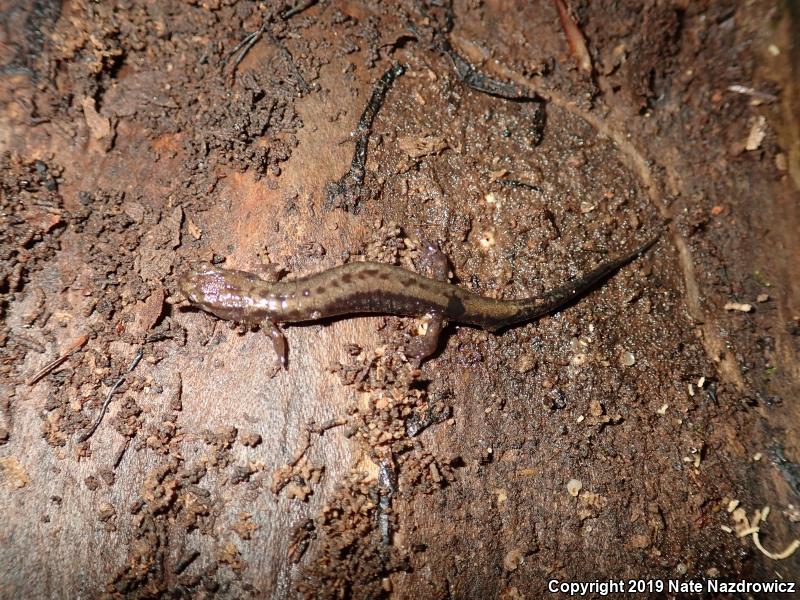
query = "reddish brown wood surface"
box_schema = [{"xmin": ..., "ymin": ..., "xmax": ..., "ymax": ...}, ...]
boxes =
[{"xmin": 1, "ymin": 1, "xmax": 798, "ymax": 598}]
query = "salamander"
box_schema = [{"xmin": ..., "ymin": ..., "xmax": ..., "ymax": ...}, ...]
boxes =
[{"xmin": 179, "ymin": 237, "xmax": 658, "ymax": 368}]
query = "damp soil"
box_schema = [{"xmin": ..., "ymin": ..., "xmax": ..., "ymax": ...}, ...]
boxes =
[{"xmin": 1, "ymin": 1, "xmax": 799, "ymax": 598}]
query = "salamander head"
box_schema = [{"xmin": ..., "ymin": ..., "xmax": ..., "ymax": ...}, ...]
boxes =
[{"xmin": 179, "ymin": 261, "xmax": 266, "ymax": 322}]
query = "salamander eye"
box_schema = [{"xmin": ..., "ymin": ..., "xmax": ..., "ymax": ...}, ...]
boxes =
[
  {"xmin": 179, "ymin": 261, "xmax": 215, "ymax": 283},
  {"xmin": 192, "ymin": 261, "xmax": 220, "ymax": 276}
]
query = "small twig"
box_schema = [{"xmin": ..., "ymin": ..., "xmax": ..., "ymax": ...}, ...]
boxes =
[
  {"xmin": 271, "ymin": 417, "xmax": 347, "ymax": 494},
  {"xmin": 281, "ymin": 0, "xmax": 319, "ymax": 20},
  {"xmin": 77, "ymin": 348, "xmax": 144, "ymax": 442},
  {"xmin": 226, "ymin": 26, "xmax": 309, "ymax": 93},
  {"xmin": 497, "ymin": 178, "xmax": 543, "ymax": 193},
  {"xmin": 112, "ymin": 438, "xmax": 130, "ymax": 468},
  {"xmin": 727, "ymin": 85, "xmax": 778, "ymax": 104},
  {"xmin": 174, "ymin": 550, "xmax": 201, "ymax": 575},
  {"xmin": 377, "ymin": 454, "xmax": 397, "ymax": 546},
  {"xmin": 224, "ymin": 0, "xmax": 319, "ymax": 76},
  {"xmin": 325, "ymin": 64, "xmax": 406, "ymax": 208},
  {"xmin": 288, "ymin": 418, "xmax": 347, "ymax": 468},
  {"xmin": 442, "ymin": 40, "xmax": 536, "ymax": 101},
  {"xmin": 27, "ymin": 333, "xmax": 89, "ymax": 385},
  {"xmin": 226, "ymin": 28, "xmax": 265, "ymax": 71},
  {"xmin": 553, "ymin": 0, "xmax": 592, "ymax": 74}
]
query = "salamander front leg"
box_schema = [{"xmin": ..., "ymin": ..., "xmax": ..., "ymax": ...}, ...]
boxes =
[
  {"xmin": 416, "ymin": 238, "xmax": 449, "ymax": 281},
  {"xmin": 252, "ymin": 263, "xmax": 284, "ymax": 283},
  {"xmin": 262, "ymin": 319, "xmax": 287, "ymax": 369}
]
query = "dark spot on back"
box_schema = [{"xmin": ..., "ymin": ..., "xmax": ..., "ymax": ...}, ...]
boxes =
[
  {"xmin": 445, "ymin": 294, "xmax": 466, "ymax": 318},
  {"xmin": 341, "ymin": 273, "xmax": 352, "ymax": 284},
  {"xmin": 378, "ymin": 272, "xmax": 390, "ymax": 280},
  {"xmin": 316, "ymin": 286, "xmax": 326, "ymax": 294},
  {"xmin": 363, "ymin": 268, "xmax": 379, "ymax": 276},
  {"xmin": 357, "ymin": 271, "xmax": 369, "ymax": 280}
]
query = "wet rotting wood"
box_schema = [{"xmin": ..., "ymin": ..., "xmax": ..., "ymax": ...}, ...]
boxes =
[{"xmin": 3, "ymin": 1, "xmax": 799, "ymax": 598}]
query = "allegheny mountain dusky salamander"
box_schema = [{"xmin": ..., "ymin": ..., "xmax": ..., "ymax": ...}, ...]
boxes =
[{"xmin": 179, "ymin": 237, "xmax": 658, "ymax": 367}]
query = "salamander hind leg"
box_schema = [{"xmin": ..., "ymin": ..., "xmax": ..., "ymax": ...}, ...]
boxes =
[
  {"xmin": 407, "ymin": 240, "xmax": 449, "ymax": 363},
  {"xmin": 262, "ymin": 319, "xmax": 288, "ymax": 369},
  {"xmin": 405, "ymin": 312, "xmax": 445, "ymax": 363}
]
